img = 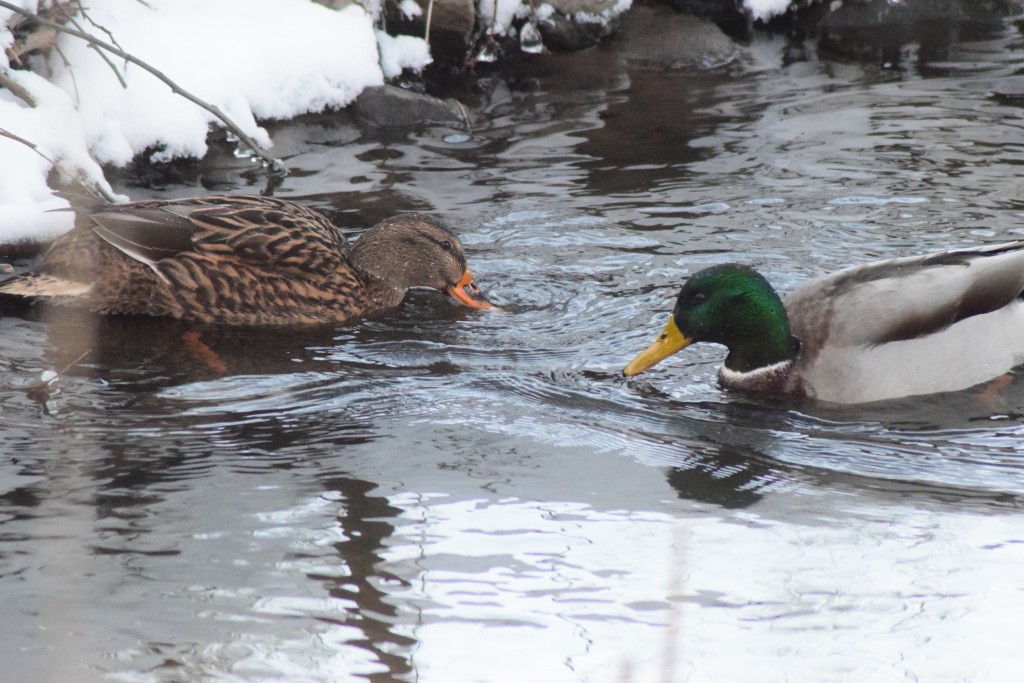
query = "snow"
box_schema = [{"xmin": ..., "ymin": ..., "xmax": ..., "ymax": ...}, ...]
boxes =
[
  {"xmin": 398, "ymin": 0, "xmax": 423, "ymax": 19},
  {"xmin": 0, "ymin": 0, "xmax": 639, "ymax": 244},
  {"xmin": 0, "ymin": 0, "xmax": 431, "ymax": 242},
  {"xmin": 479, "ymin": 0, "xmax": 532, "ymax": 37},
  {"xmin": 0, "ymin": 69, "xmax": 114, "ymax": 241},
  {"xmin": 744, "ymin": 0, "xmax": 794, "ymax": 22},
  {"xmin": 377, "ymin": 30, "xmax": 432, "ymax": 79}
]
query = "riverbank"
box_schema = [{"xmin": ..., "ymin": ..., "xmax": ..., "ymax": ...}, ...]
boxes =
[{"xmin": 1, "ymin": 0, "xmax": 1020, "ymax": 242}]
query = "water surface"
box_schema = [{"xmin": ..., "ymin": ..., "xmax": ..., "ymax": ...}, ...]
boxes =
[{"xmin": 3, "ymin": 15, "xmax": 1024, "ymax": 683}]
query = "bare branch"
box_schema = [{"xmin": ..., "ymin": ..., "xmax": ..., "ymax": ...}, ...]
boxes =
[
  {"xmin": 453, "ymin": 99, "xmax": 472, "ymax": 131},
  {"xmin": 0, "ymin": 70, "xmax": 36, "ymax": 106},
  {"xmin": 425, "ymin": 0, "xmax": 434, "ymax": 44},
  {"xmin": 70, "ymin": 0, "xmax": 126, "ymax": 52},
  {"xmin": 0, "ymin": 127, "xmax": 120, "ymax": 203},
  {"xmin": 0, "ymin": 0, "xmax": 285, "ymax": 172},
  {"xmin": 52, "ymin": 43, "xmax": 81, "ymax": 104},
  {"xmin": 22, "ymin": 348, "xmax": 92, "ymax": 407},
  {"xmin": 65, "ymin": 0, "xmax": 128, "ymax": 87},
  {"xmin": 84, "ymin": 41, "xmax": 129, "ymax": 89}
]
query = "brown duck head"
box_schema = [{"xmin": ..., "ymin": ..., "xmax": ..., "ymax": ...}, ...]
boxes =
[{"xmin": 349, "ymin": 214, "xmax": 497, "ymax": 310}]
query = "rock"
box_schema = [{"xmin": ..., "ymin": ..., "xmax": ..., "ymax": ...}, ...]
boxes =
[
  {"xmin": 759, "ymin": 0, "xmax": 1020, "ymax": 64},
  {"xmin": 535, "ymin": 0, "xmax": 631, "ymax": 51},
  {"xmin": 350, "ymin": 85, "xmax": 468, "ymax": 127},
  {"xmin": 657, "ymin": 0, "xmax": 752, "ymax": 38},
  {"xmin": 617, "ymin": 5, "xmax": 738, "ymax": 69},
  {"xmin": 384, "ymin": 0, "xmax": 476, "ymax": 65},
  {"xmin": 820, "ymin": 0, "xmax": 955, "ymax": 62}
]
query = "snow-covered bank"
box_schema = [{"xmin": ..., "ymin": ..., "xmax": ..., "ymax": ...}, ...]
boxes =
[
  {"xmin": 0, "ymin": 0, "xmax": 430, "ymax": 241},
  {"xmin": 0, "ymin": 0, "xmax": 792, "ymax": 244}
]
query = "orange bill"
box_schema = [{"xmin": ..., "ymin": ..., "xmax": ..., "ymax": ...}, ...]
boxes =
[
  {"xmin": 446, "ymin": 268, "xmax": 499, "ymax": 310},
  {"xmin": 623, "ymin": 316, "xmax": 692, "ymax": 376}
]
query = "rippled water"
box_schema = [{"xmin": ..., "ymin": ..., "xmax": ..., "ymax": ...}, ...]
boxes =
[{"xmin": 5, "ymin": 13, "xmax": 1024, "ymax": 683}]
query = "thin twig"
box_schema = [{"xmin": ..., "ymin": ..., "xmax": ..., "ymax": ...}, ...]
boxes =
[
  {"xmin": 0, "ymin": 70, "xmax": 36, "ymax": 106},
  {"xmin": 84, "ymin": 41, "xmax": 128, "ymax": 88},
  {"xmin": 70, "ymin": 0, "xmax": 126, "ymax": 52},
  {"xmin": 0, "ymin": 0, "xmax": 285, "ymax": 172},
  {"xmin": 57, "ymin": 347, "xmax": 93, "ymax": 377},
  {"xmin": 453, "ymin": 99, "xmax": 472, "ymax": 131},
  {"xmin": 0, "ymin": 127, "xmax": 119, "ymax": 202},
  {"xmin": 66, "ymin": 0, "xmax": 128, "ymax": 87},
  {"xmin": 4, "ymin": 1, "xmax": 74, "ymax": 63},
  {"xmin": 52, "ymin": 42, "xmax": 81, "ymax": 104},
  {"xmin": 78, "ymin": 26, "xmax": 129, "ymax": 88},
  {"xmin": 23, "ymin": 347, "xmax": 92, "ymax": 406},
  {"xmin": 425, "ymin": 0, "xmax": 434, "ymax": 44}
]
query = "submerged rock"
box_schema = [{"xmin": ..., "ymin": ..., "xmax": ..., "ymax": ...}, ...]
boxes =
[
  {"xmin": 817, "ymin": 0, "xmax": 1018, "ymax": 63},
  {"xmin": 350, "ymin": 85, "xmax": 468, "ymax": 127},
  {"xmin": 736, "ymin": 0, "xmax": 1022, "ymax": 65}
]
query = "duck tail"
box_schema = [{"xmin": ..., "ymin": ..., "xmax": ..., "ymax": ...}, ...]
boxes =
[
  {"xmin": 51, "ymin": 189, "xmax": 113, "ymax": 214},
  {"xmin": 0, "ymin": 273, "xmax": 92, "ymax": 298}
]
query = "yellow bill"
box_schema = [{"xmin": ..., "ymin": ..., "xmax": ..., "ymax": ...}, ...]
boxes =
[{"xmin": 623, "ymin": 316, "xmax": 692, "ymax": 376}]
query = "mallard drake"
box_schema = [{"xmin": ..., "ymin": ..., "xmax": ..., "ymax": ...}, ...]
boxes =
[
  {"xmin": 0, "ymin": 195, "xmax": 497, "ymax": 325},
  {"xmin": 623, "ymin": 241, "xmax": 1024, "ymax": 403}
]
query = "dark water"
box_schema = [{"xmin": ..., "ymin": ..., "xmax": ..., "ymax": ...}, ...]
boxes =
[{"xmin": 4, "ymin": 14, "xmax": 1024, "ymax": 683}]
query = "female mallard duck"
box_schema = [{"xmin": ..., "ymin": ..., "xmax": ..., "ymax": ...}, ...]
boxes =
[
  {"xmin": 623, "ymin": 241, "xmax": 1024, "ymax": 404},
  {"xmin": 0, "ymin": 195, "xmax": 496, "ymax": 325}
]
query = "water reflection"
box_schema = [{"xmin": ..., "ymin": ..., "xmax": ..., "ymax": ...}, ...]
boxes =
[
  {"xmin": 317, "ymin": 476, "xmax": 416, "ymax": 682},
  {"xmin": 665, "ymin": 444, "xmax": 777, "ymax": 509}
]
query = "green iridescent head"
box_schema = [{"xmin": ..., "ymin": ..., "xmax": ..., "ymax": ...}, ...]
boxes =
[{"xmin": 624, "ymin": 264, "xmax": 798, "ymax": 376}]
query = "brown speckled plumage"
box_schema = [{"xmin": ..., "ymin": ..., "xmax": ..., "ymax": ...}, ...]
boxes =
[{"xmin": 0, "ymin": 195, "xmax": 495, "ymax": 325}]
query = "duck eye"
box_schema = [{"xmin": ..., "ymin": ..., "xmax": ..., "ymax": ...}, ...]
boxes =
[{"xmin": 441, "ymin": 240, "xmax": 454, "ymax": 253}]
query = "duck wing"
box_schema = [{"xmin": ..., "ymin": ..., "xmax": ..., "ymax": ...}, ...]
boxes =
[
  {"xmin": 786, "ymin": 240, "xmax": 1024, "ymax": 352},
  {"xmin": 92, "ymin": 196, "xmax": 351, "ymax": 278},
  {"xmin": 90, "ymin": 208, "xmax": 196, "ymax": 268}
]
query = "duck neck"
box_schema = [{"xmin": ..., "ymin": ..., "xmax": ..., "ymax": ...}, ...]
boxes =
[
  {"xmin": 349, "ymin": 228, "xmax": 409, "ymax": 310},
  {"xmin": 358, "ymin": 272, "xmax": 406, "ymax": 310},
  {"xmin": 722, "ymin": 320, "xmax": 800, "ymax": 374}
]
